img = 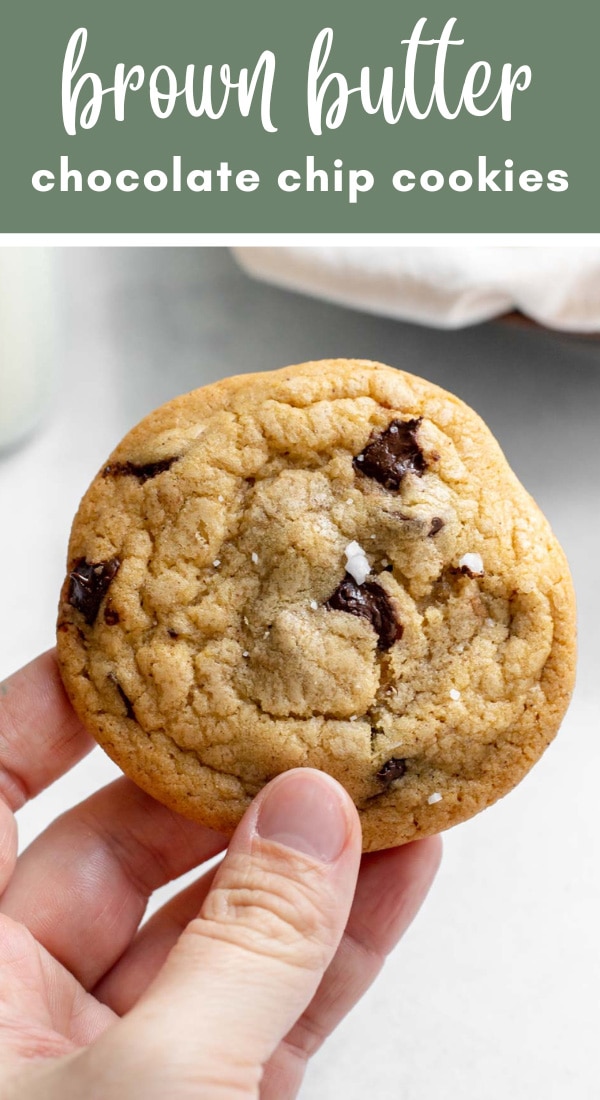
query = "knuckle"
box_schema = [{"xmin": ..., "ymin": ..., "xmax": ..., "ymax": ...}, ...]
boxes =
[
  {"xmin": 0, "ymin": 805, "xmax": 17, "ymax": 885},
  {"xmin": 0, "ymin": 701, "xmax": 30, "ymax": 812},
  {"xmin": 284, "ymin": 1009, "xmax": 328, "ymax": 1061},
  {"xmin": 188, "ymin": 848, "xmax": 337, "ymax": 972}
]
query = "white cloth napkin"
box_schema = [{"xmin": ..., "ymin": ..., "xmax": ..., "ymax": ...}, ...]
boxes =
[{"xmin": 234, "ymin": 246, "xmax": 600, "ymax": 331}]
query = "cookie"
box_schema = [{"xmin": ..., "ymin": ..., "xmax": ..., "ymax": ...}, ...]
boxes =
[{"xmin": 56, "ymin": 360, "xmax": 576, "ymax": 851}]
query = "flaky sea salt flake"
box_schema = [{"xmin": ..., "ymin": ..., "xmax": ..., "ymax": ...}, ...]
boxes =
[
  {"xmin": 458, "ymin": 552, "xmax": 484, "ymax": 577},
  {"xmin": 344, "ymin": 540, "xmax": 371, "ymax": 585},
  {"xmin": 427, "ymin": 792, "xmax": 443, "ymax": 805},
  {"xmin": 449, "ymin": 688, "xmax": 461, "ymax": 701},
  {"xmin": 251, "ymin": 552, "xmax": 259, "ymax": 564}
]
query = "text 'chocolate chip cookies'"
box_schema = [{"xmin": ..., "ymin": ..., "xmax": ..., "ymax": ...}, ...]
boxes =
[{"xmin": 57, "ymin": 360, "xmax": 576, "ymax": 851}]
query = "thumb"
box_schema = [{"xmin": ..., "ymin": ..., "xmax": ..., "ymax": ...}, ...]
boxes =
[{"xmin": 117, "ymin": 769, "xmax": 361, "ymax": 1092}]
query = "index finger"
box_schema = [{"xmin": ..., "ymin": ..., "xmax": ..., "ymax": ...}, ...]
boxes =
[{"xmin": 0, "ymin": 650, "xmax": 94, "ymax": 811}]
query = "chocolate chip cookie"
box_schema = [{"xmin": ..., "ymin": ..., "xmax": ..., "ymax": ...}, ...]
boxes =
[{"xmin": 56, "ymin": 360, "xmax": 576, "ymax": 851}]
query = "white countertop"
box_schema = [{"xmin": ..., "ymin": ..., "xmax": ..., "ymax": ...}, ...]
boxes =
[{"xmin": 0, "ymin": 248, "xmax": 597, "ymax": 1100}]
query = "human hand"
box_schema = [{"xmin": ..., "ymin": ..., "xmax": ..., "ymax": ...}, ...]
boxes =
[{"xmin": 0, "ymin": 652, "xmax": 441, "ymax": 1099}]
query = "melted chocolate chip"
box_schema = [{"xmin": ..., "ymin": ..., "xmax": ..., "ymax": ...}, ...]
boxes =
[
  {"xmin": 353, "ymin": 418, "xmax": 426, "ymax": 490},
  {"xmin": 102, "ymin": 457, "xmax": 179, "ymax": 483},
  {"xmin": 104, "ymin": 603, "xmax": 120, "ymax": 626},
  {"xmin": 458, "ymin": 563, "xmax": 483, "ymax": 579},
  {"xmin": 326, "ymin": 574, "xmax": 403, "ymax": 650},
  {"xmin": 428, "ymin": 517, "xmax": 445, "ymax": 537},
  {"xmin": 67, "ymin": 558, "xmax": 120, "ymax": 626},
  {"xmin": 108, "ymin": 673, "xmax": 135, "ymax": 719},
  {"xmin": 370, "ymin": 726, "xmax": 384, "ymax": 746},
  {"xmin": 376, "ymin": 758, "xmax": 408, "ymax": 786}
]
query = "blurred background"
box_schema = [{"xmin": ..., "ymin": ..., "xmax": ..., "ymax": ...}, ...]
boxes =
[{"xmin": 0, "ymin": 247, "xmax": 598, "ymax": 1099}]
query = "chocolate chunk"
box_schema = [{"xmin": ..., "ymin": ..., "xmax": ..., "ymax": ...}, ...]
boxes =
[
  {"xmin": 370, "ymin": 725, "xmax": 385, "ymax": 746},
  {"xmin": 102, "ymin": 457, "xmax": 179, "ymax": 483},
  {"xmin": 67, "ymin": 558, "xmax": 120, "ymax": 626},
  {"xmin": 353, "ymin": 418, "xmax": 426, "ymax": 490},
  {"xmin": 108, "ymin": 673, "xmax": 135, "ymax": 719},
  {"xmin": 428, "ymin": 517, "xmax": 445, "ymax": 537},
  {"xmin": 376, "ymin": 758, "xmax": 407, "ymax": 786},
  {"xmin": 326, "ymin": 574, "xmax": 403, "ymax": 650},
  {"xmin": 104, "ymin": 603, "xmax": 120, "ymax": 626}
]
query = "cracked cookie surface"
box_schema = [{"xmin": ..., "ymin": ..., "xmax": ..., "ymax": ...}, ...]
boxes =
[{"xmin": 56, "ymin": 360, "xmax": 576, "ymax": 851}]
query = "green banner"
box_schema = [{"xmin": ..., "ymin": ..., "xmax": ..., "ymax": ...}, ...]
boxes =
[{"xmin": 0, "ymin": 0, "xmax": 596, "ymax": 232}]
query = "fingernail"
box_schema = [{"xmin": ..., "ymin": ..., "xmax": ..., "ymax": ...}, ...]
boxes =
[{"xmin": 257, "ymin": 770, "xmax": 350, "ymax": 863}]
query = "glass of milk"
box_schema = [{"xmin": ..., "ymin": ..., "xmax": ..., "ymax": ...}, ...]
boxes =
[{"xmin": 0, "ymin": 249, "xmax": 56, "ymax": 453}]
